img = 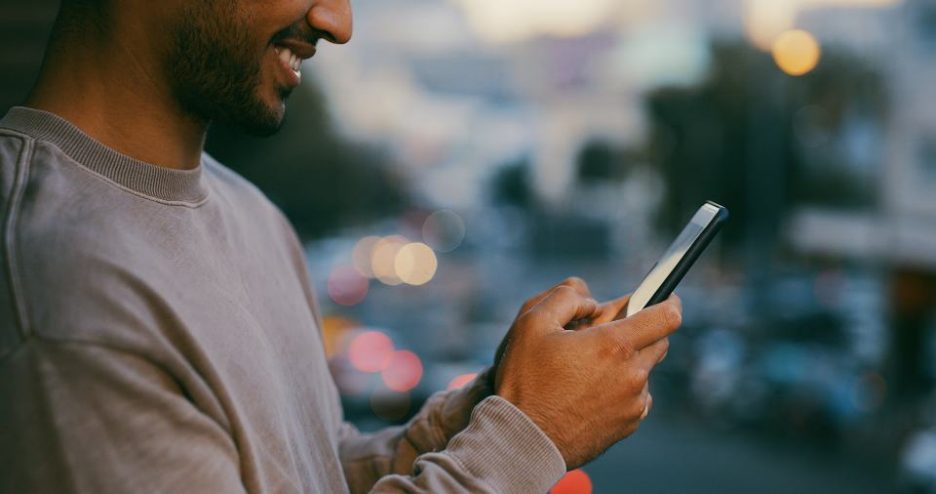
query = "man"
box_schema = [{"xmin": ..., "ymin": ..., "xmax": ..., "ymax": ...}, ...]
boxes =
[{"xmin": 0, "ymin": 0, "xmax": 681, "ymax": 492}]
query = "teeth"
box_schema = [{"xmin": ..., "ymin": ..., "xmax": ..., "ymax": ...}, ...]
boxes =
[
  {"xmin": 278, "ymin": 47, "xmax": 292, "ymax": 67},
  {"xmin": 277, "ymin": 47, "xmax": 301, "ymax": 76}
]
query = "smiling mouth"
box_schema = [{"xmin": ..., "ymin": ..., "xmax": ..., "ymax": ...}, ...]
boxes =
[
  {"xmin": 271, "ymin": 38, "xmax": 318, "ymax": 89},
  {"xmin": 274, "ymin": 46, "xmax": 302, "ymax": 81}
]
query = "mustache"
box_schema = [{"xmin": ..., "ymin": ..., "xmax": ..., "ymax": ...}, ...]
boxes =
[{"xmin": 271, "ymin": 23, "xmax": 327, "ymax": 45}]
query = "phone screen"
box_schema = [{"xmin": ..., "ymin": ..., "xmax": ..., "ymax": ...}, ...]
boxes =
[{"xmin": 625, "ymin": 203, "xmax": 722, "ymax": 317}]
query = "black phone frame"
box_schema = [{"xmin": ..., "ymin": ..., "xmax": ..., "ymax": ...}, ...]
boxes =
[{"xmin": 644, "ymin": 200, "xmax": 729, "ymax": 308}]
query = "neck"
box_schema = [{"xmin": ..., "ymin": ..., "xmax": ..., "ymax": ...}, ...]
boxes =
[{"xmin": 26, "ymin": 21, "xmax": 207, "ymax": 170}]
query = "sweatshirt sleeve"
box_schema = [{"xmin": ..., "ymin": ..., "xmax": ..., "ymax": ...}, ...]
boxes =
[
  {"xmin": 337, "ymin": 368, "xmax": 567, "ymax": 493},
  {"xmin": 0, "ymin": 339, "xmax": 247, "ymax": 494}
]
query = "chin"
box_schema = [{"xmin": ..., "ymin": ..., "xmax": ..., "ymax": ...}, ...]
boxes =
[
  {"xmin": 241, "ymin": 113, "xmax": 286, "ymax": 137},
  {"xmin": 227, "ymin": 94, "xmax": 287, "ymax": 136}
]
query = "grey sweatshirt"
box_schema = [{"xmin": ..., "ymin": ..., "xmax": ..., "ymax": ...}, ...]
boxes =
[{"xmin": 0, "ymin": 107, "xmax": 566, "ymax": 493}]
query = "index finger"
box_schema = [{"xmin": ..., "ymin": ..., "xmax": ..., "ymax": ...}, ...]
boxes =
[
  {"xmin": 528, "ymin": 285, "xmax": 599, "ymax": 329},
  {"xmin": 517, "ymin": 277, "xmax": 592, "ymax": 317},
  {"xmin": 595, "ymin": 295, "xmax": 682, "ymax": 351}
]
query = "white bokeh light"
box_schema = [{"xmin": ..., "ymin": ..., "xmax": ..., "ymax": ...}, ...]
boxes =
[{"xmin": 453, "ymin": 0, "xmax": 619, "ymax": 43}]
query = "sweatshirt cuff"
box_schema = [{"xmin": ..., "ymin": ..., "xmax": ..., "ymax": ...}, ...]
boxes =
[{"xmin": 443, "ymin": 395, "xmax": 566, "ymax": 493}]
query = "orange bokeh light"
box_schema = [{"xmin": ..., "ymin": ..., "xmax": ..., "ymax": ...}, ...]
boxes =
[
  {"xmin": 550, "ymin": 469, "xmax": 593, "ymax": 494},
  {"xmin": 381, "ymin": 350, "xmax": 424, "ymax": 392},
  {"xmin": 348, "ymin": 331, "xmax": 395, "ymax": 373},
  {"xmin": 447, "ymin": 372, "xmax": 479, "ymax": 390},
  {"xmin": 321, "ymin": 315, "xmax": 357, "ymax": 360},
  {"xmin": 771, "ymin": 29, "xmax": 821, "ymax": 77}
]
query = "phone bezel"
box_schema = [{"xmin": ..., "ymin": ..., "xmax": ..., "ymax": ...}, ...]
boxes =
[{"xmin": 625, "ymin": 201, "xmax": 729, "ymax": 317}]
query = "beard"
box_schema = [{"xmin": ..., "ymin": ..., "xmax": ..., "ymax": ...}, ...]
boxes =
[{"xmin": 166, "ymin": 1, "xmax": 287, "ymax": 136}]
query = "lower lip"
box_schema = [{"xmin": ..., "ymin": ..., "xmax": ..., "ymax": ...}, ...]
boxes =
[{"xmin": 274, "ymin": 48, "xmax": 301, "ymax": 88}]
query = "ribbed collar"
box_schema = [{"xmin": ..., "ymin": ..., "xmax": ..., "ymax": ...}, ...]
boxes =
[{"xmin": 0, "ymin": 106, "xmax": 209, "ymax": 204}]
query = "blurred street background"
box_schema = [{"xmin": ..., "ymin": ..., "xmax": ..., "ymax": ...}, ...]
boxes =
[{"xmin": 4, "ymin": 0, "xmax": 936, "ymax": 492}]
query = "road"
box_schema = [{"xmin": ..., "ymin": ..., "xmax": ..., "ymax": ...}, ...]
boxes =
[{"xmin": 583, "ymin": 417, "xmax": 894, "ymax": 493}]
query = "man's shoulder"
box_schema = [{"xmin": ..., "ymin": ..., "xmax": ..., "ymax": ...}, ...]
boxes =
[
  {"xmin": 203, "ymin": 154, "xmax": 269, "ymax": 205},
  {"xmin": 201, "ymin": 153, "xmax": 293, "ymax": 225}
]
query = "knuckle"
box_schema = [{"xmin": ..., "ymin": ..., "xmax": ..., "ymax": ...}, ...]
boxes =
[
  {"xmin": 519, "ymin": 297, "xmax": 541, "ymax": 315},
  {"xmin": 626, "ymin": 401, "xmax": 645, "ymax": 422},
  {"xmin": 562, "ymin": 276, "xmax": 587, "ymax": 290},
  {"xmin": 515, "ymin": 310, "xmax": 538, "ymax": 328},
  {"xmin": 625, "ymin": 368, "xmax": 648, "ymax": 392},
  {"xmin": 633, "ymin": 367, "xmax": 650, "ymax": 386}
]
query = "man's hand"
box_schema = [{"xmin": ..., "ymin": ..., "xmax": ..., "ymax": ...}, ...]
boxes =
[{"xmin": 493, "ymin": 278, "xmax": 682, "ymax": 469}]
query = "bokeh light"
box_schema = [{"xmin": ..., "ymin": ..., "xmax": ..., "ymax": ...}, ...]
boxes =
[
  {"xmin": 348, "ymin": 331, "xmax": 395, "ymax": 373},
  {"xmin": 772, "ymin": 29, "xmax": 821, "ymax": 76},
  {"xmin": 550, "ymin": 469, "xmax": 593, "ymax": 494},
  {"xmin": 454, "ymin": 0, "xmax": 617, "ymax": 43},
  {"xmin": 381, "ymin": 350, "xmax": 424, "ymax": 392},
  {"xmin": 320, "ymin": 315, "xmax": 356, "ymax": 360},
  {"xmin": 447, "ymin": 372, "xmax": 479, "ymax": 390},
  {"xmin": 744, "ymin": 0, "xmax": 901, "ymax": 50},
  {"xmin": 395, "ymin": 242, "xmax": 439, "ymax": 286},
  {"xmin": 371, "ymin": 235, "xmax": 408, "ymax": 286},
  {"xmin": 327, "ymin": 265, "xmax": 370, "ymax": 306},
  {"xmin": 352, "ymin": 236, "xmax": 381, "ymax": 278},
  {"xmin": 370, "ymin": 391, "xmax": 412, "ymax": 422},
  {"xmin": 743, "ymin": 0, "xmax": 798, "ymax": 51},
  {"xmin": 422, "ymin": 209, "xmax": 466, "ymax": 253}
]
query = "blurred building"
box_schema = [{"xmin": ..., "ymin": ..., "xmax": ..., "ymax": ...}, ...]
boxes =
[
  {"xmin": 786, "ymin": 0, "xmax": 936, "ymax": 410},
  {"xmin": 790, "ymin": 0, "xmax": 936, "ymax": 269}
]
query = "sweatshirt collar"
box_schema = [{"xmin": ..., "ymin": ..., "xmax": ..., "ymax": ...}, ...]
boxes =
[{"xmin": 0, "ymin": 106, "xmax": 209, "ymax": 204}]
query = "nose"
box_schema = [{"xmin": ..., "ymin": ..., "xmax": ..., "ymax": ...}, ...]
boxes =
[{"xmin": 307, "ymin": 0, "xmax": 353, "ymax": 45}]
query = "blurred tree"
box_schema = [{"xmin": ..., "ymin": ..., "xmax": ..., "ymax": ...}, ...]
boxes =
[
  {"xmin": 644, "ymin": 40, "xmax": 886, "ymax": 252},
  {"xmin": 490, "ymin": 157, "xmax": 535, "ymax": 209},
  {"xmin": 206, "ymin": 82, "xmax": 408, "ymax": 240},
  {"xmin": 575, "ymin": 139, "xmax": 641, "ymax": 185}
]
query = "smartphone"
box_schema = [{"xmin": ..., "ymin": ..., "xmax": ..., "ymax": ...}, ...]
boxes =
[{"xmin": 625, "ymin": 201, "xmax": 728, "ymax": 317}]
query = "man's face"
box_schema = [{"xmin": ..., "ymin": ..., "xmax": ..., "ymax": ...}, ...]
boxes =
[{"xmin": 166, "ymin": 0, "xmax": 352, "ymax": 136}]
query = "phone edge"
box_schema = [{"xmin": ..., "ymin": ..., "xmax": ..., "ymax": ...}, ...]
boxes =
[{"xmin": 645, "ymin": 203, "xmax": 729, "ymax": 307}]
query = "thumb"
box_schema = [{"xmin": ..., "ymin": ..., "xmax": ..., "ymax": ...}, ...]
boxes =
[{"xmin": 591, "ymin": 294, "xmax": 632, "ymax": 326}]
